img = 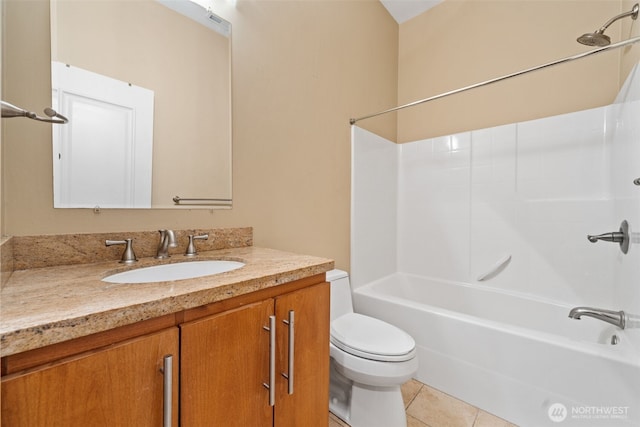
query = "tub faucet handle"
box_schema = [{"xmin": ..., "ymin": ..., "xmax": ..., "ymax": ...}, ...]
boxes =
[
  {"xmin": 587, "ymin": 220, "xmax": 629, "ymax": 254},
  {"xmin": 587, "ymin": 232, "xmax": 624, "ymax": 243},
  {"xmin": 185, "ymin": 234, "xmax": 209, "ymax": 257}
]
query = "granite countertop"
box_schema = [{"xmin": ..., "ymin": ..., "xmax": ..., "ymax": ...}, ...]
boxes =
[{"xmin": 0, "ymin": 246, "xmax": 334, "ymax": 358}]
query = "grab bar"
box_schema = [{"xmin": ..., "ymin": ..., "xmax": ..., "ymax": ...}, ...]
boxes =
[
  {"xmin": 477, "ymin": 255, "xmax": 511, "ymax": 281},
  {"xmin": 1, "ymin": 100, "xmax": 68, "ymax": 124}
]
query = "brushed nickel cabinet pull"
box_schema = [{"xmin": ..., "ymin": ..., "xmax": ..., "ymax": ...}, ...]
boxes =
[
  {"xmin": 163, "ymin": 355, "xmax": 173, "ymax": 427},
  {"xmin": 282, "ymin": 311, "xmax": 295, "ymax": 395},
  {"xmin": 262, "ymin": 316, "xmax": 276, "ymax": 406}
]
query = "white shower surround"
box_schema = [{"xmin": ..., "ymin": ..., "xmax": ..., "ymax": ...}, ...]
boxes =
[
  {"xmin": 351, "ymin": 68, "xmax": 640, "ymax": 309},
  {"xmin": 350, "ymin": 66, "xmax": 640, "ymax": 425}
]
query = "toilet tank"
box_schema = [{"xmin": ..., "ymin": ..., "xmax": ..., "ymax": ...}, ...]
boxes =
[{"xmin": 326, "ymin": 269, "xmax": 354, "ymax": 320}]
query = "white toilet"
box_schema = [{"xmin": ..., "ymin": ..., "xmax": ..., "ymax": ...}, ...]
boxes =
[{"xmin": 327, "ymin": 269, "xmax": 418, "ymax": 427}]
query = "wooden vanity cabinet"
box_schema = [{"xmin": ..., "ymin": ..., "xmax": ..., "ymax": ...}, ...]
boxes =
[
  {"xmin": 181, "ymin": 299, "xmax": 274, "ymax": 426},
  {"xmin": 180, "ymin": 282, "xmax": 330, "ymax": 427},
  {"xmin": 1, "ymin": 327, "xmax": 179, "ymax": 427},
  {"xmin": 273, "ymin": 282, "xmax": 330, "ymax": 426},
  {"xmin": 1, "ymin": 276, "xmax": 329, "ymax": 427}
]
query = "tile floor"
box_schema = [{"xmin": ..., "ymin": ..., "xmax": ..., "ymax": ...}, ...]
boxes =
[{"xmin": 329, "ymin": 379, "xmax": 518, "ymax": 427}]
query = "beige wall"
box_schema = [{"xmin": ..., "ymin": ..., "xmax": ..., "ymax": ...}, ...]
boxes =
[
  {"xmin": 0, "ymin": 1, "xmax": 3, "ymax": 237},
  {"xmin": 621, "ymin": 0, "xmax": 640, "ymax": 80},
  {"xmin": 396, "ymin": 0, "xmax": 639, "ymax": 142},
  {"xmin": 5, "ymin": 0, "xmax": 637, "ymax": 272},
  {"xmin": 1, "ymin": 0, "xmax": 398, "ymax": 271}
]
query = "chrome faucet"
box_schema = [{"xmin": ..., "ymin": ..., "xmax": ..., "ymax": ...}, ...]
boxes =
[
  {"xmin": 568, "ymin": 307, "xmax": 626, "ymax": 329},
  {"xmin": 155, "ymin": 229, "xmax": 177, "ymax": 259}
]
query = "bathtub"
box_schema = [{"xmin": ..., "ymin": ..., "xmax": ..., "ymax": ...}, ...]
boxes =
[{"xmin": 352, "ymin": 273, "xmax": 640, "ymax": 427}]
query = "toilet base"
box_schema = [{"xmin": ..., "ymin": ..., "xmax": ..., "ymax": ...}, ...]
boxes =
[
  {"xmin": 352, "ymin": 383, "xmax": 407, "ymax": 427},
  {"xmin": 329, "ymin": 362, "xmax": 408, "ymax": 427}
]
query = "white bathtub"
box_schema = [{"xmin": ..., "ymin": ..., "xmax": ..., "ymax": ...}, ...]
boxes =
[{"xmin": 352, "ymin": 273, "xmax": 640, "ymax": 427}]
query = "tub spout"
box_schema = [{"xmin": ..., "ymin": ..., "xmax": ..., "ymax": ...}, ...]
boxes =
[{"xmin": 568, "ymin": 307, "xmax": 626, "ymax": 329}]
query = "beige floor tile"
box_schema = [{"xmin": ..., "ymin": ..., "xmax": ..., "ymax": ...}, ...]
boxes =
[
  {"xmin": 408, "ymin": 413, "xmax": 430, "ymax": 427},
  {"xmin": 407, "ymin": 385, "xmax": 479, "ymax": 427},
  {"xmin": 402, "ymin": 379, "xmax": 424, "ymax": 408},
  {"xmin": 329, "ymin": 411, "xmax": 430, "ymax": 427},
  {"xmin": 329, "ymin": 411, "xmax": 350, "ymax": 427},
  {"xmin": 329, "ymin": 380, "xmax": 518, "ymax": 427},
  {"xmin": 473, "ymin": 410, "xmax": 518, "ymax": 427}
]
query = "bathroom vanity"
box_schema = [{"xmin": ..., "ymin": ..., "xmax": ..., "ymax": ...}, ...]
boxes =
[{"xmin": 0, "ymin": 228, "xmax": 333, "ymax": 426}]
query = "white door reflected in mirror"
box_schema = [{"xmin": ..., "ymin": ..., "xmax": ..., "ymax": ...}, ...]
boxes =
[{"xmin": 52, "ymin": 62, "xmax": 154, "ymax": 208}]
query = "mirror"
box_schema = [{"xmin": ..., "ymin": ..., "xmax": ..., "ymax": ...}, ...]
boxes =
[{"xmin": 49, "ymin": 0, "xmax": 232, "ymax": 209}]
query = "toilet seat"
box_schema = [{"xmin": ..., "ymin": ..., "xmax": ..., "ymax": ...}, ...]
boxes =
[{"xmin": 331, "ymin": 313, "xmax": 416, "ymax": 362}]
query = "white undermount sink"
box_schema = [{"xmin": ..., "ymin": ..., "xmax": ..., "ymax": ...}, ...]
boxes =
[{"xmin": 102, "ymin": 260, "xmax": 245, "ymax": 284}]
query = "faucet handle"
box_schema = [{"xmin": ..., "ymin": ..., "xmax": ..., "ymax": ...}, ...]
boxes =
[
  {"xmin": 587, "ymin": 220, "xmax": 629, "ymax": 254},
  {"xmin": 587, "ymin": 232, "xmax": 624, "ymax": 243},
  {"xmin": 106, "ymin": 238, "xmax": 138, "ymax": 264},
  {"xmin": 185, "ymin": 234, "xmax": 209, "ymax": 257}
]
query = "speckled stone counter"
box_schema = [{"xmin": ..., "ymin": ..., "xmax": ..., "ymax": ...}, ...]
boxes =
[{"xmin": 0, "ymin": 245, "xmax": 333, "ymax": 358}]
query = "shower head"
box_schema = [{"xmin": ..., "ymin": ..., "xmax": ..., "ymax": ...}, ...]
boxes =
[
  {"xmin": 578, "ymin": 3, "xmax": 639, "ymax": 46},
  {"xmin": 577, "ymin": 31, "xmax": 611, "ymax": 47}
]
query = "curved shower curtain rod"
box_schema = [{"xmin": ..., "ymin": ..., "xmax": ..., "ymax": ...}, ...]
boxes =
[{"xmin": 349, "ymin": 35, "xmax": 640, "ymax": 125}]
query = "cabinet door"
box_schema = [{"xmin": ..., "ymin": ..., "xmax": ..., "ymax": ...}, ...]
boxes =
[
  {"xmin": 275, "ymin": 282, "xmax": 330, "ymax": 427},
  {"xmin": 181, "ymin": 299, "xmax": 274, "ymax": 427},
  {"xmin": 1, "ymin": 327, "xmax": 179, "ymax": 427}
]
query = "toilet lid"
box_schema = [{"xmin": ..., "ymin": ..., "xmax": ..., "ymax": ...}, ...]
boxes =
[{"xmin": 331, "ymin": 313, "xmax": 416, "ymax": 362}]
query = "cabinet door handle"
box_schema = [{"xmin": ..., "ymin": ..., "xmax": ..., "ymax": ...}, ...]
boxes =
[
  {"xmin": 163, "ymin": 355, "xmax": 173, "ymax": 427},
  {"xmin": 262, "ymin": 315, "xmax": 276, "ymax": 406},
  {"xmin": 282, "ymin": 310, "xmax": 295, "ymax": 395}
]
